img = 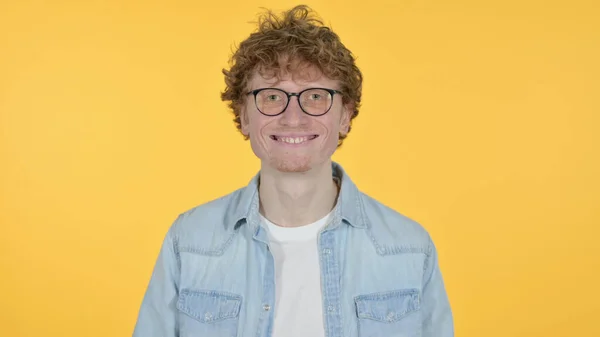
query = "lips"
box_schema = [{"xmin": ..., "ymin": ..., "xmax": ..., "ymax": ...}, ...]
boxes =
[{"xmin": 270, "ymin": 135, "xmax": 319, "ymax": 144}]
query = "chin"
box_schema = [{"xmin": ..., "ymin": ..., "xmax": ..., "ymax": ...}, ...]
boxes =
[{"xmin": 268, "ymin": 156, "xmax": 313, "ymax": 173}]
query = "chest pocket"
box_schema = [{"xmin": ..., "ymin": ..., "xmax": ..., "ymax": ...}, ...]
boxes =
[
  {"xmin": 354, "ymin": 289, "xmax": 421, "ymax": 337},
  {"xmin": 177, "ymin": 289, "xmax": 242, "ymax": 337}
]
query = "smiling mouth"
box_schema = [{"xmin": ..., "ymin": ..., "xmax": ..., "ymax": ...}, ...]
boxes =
[{"xmin": 270, "ymin": 135, "xmax": 319, "ymax": 144}]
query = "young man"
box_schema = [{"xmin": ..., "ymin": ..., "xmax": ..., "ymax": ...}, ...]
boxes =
[{"xmin": 133, "ymin": 5, "xmax": 453, "ymax": 337}]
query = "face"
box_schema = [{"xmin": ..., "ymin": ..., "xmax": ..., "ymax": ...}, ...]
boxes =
[{"xmin": 240, "ymin": 65, "xmax": 352, "ymax": 173}]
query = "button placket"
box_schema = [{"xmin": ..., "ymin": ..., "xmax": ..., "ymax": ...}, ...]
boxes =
[{"xmin": 319, "ymin": 230, "xmax": 343, "ymax": 335}]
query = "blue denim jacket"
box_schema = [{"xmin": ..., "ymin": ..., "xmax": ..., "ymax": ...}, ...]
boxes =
[{"xmin": 133, "ymin": 162, "xmax": 454, "ymax": 337}]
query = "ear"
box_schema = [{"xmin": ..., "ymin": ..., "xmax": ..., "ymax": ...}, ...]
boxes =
[
  {"xmin": 339, "ymin": 103, "xmax": 353, "ymax": 136},
  {"xmin": 240, "ymin": 106, "xmax": 250, "ymax": 136}
]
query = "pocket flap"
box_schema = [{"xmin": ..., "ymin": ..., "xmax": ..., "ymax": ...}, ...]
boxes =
[
  {"xmin": 354, "ymin": 289, "xmax": 420, "ymax": 323},
  {"xmin": 177, "ymin": 289, "xmax": 242, "ymax": 323}
]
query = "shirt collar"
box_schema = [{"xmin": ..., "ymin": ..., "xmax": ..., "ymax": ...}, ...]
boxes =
[{"xmin": 224, "ymin": 161, "xmax": 367, "ymax": 232}]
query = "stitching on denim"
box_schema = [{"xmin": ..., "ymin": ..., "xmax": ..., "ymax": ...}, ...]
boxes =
[
  {"xmin": 173, "ymin": 234, "xmax": 181, "ymax": 270},
  {"xmin": 354, "ymin": 289, "xmax": 420, "ymax": 322},
  {"xmin": 178, "ymin": 231, "xmax": 238, "ymax": 256},
  {"xmin": 355, "ymin": 288, "xmax": 419, "ymax": 301},
  {"xmin": 181, "ymin": 289, "xmax": 242, "ymax": 300},
  {"xmin": 318, "ymin": 230, "xmax": 343, "ymax": 336},
  {"xmin": 363, "ymin": 212, "xmax": 431, "ymax": 256},
  {"xmin": 423, "ymin": 235, "xmax": 434, "ymax": 277},
  {"xmin": 364, "ymin": 224, "xmax": 429, "ymax": 256},
  {"xmin": 355, "ymin": 191, "xmax": 367, "ymax": 227},
  {"xmin": 362, "ymin": 210, "xmax": 382, "ymax": 253},
  {"xmin": 179, "ymin": 289, "xmax": 242, "ymax": 322},
  {"xmin": 357, "ymin": 308, "xmax": 419, "ymax": 323},
  {"xmin": 381, "ymin": 245, "xmax": 430, "ymax": 255}
]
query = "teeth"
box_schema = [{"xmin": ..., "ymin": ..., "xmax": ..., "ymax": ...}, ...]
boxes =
[{"xmin": 279, "ymin": 136, "xmax": 309, "ymax": 144}]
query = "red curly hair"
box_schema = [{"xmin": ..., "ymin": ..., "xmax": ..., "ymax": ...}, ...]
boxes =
[{"xmin": 221, "ymin": 5, "xmax": 363, "ymax": 146}]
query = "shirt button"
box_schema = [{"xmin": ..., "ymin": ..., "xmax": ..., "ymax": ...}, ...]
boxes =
[
  {"xmin": 323, "ymin": 248, "xmax": 332, "ymax": 255},
  {"xmin": 263, "ymin": 304, "xmax": 271, "ymax": 311},
  {"xmin": 327, "ymin": 305, "xmax": 335, "ymax": 312},
  {"xmin": 204, "ymin": 312, "xmax": 213, "ymax": 321}
]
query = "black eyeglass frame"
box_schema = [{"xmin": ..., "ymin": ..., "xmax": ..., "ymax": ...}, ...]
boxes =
[{"xmin": 245, "ymin": 87, "xmax": 343, "ymax": 117}]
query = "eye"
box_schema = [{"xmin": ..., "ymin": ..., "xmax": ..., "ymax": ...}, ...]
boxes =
[
  {"xmin": 266, "ymin": 94, "xmax": 281, "ymax": 102},
  {"xmin": 308, "ymin": 93, "xmax": 323, "ymax": 100}
]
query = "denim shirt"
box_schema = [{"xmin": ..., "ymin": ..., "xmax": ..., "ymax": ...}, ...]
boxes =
[{"xmin": 133, "ymin": 162, "xmax": 454, "ymax": 337}]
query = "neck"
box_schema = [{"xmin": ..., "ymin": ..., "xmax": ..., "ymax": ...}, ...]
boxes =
[{"xmin": 258, "ymin": 161, "xmax": 339, "ymax": 227}]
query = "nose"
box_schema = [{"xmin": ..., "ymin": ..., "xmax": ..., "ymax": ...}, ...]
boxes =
[{"xmin": 279, "ymin": 96, "xmax": 309, "ymax": 126}]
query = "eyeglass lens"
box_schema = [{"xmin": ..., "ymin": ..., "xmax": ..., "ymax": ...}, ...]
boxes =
[{"xmin": 255, "ymin": 88, "xmax": 333, "ymax": 116}]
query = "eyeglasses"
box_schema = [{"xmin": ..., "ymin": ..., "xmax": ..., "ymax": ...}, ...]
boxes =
[{"xmin": 246, "ymin": 87, "xmax": 342, "ymax": 117}]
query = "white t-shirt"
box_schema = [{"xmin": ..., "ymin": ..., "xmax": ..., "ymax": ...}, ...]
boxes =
[{"xmin": 261, "ymin": 210, "xmax": 333, "ymax": 337}]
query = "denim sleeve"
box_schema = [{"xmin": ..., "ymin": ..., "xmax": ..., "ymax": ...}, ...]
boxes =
[
  {"xmin": 132, "ymin": 219, "xmax": 181, "ymax": 337},
  {"xmin": 421, "ymin": 234, "xmax": 454, "ymax": 337}
]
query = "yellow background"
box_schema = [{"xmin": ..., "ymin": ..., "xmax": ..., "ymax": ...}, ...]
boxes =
[{"xmin": 1, "ymin": 0, "xmax": 599, "ymax": 336}]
